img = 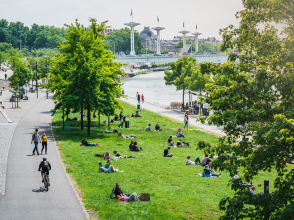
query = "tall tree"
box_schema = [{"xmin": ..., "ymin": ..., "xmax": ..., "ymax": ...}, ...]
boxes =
[
  {"xmin": 164, "ymin": 56, "xmax": 196, "ymax": 105},
  {"xmin": 47, "ymin": 18, "xmax": 124, "ymax": 135},
  {"xmin": 195, "ymin": 0, "xmax": 294, "ymax": 219}
]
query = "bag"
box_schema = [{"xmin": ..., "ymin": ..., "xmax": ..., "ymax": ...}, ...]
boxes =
[{"xmin": 140, "ymin": 193, "xmax": 150, "ymax": 201}]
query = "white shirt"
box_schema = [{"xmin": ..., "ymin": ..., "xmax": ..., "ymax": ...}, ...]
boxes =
[
  {"xmin": 250, "ymin": 189, "xmax": 255, "ymax": 195},
  {"xmin": 186, "ymin": 159, "xmax": 195, "ymax": 165},
  {"xmin": 234, "ymin": 175, "xmax": 239, "ymax": 179}
]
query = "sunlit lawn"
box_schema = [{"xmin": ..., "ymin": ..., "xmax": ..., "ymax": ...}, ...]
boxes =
[{"xmin": 52, "ymin": 101, "xmax": 278, "ymax": 219}]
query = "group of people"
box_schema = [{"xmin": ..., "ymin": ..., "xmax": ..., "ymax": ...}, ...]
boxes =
[
  {"xmin": 110, "ymin": 183, "xmax": 139, "ymax": 202},
  {"xmin": 31, "ymin": 129, "xmax": 51, "ymax": 185},
  {"xmin": 129, "ymin": 140, "xmax": 143, "ymax": 151},
  {"xmin": 145, "ymin": 124, "xmax": 161, "ymax": 132},
  {"xmin": 136, "ymin": 92, "xmax": 144, "ymax": 103},
  {"xmin": 167, "ymin": 135, "xmax": 189, "ymax": 147}
]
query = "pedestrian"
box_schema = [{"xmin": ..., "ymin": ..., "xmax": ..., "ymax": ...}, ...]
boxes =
[
  {"xmin": 136, "ymin": 92, "xmax": 138, "ymax": 99},
  {"xmin": 46, "ymin": 91, "xmax": 49, "ymax": 99},
  {"xmin": 41, "ymin": 131, "xmax": 48, "ymax": 154},
  {"xmin": 137, "ymin": 93, "xmax": 140, "ymax": 103},
  {"xmin": 4, "ymin": 73, "xmax": 7, "ymax": 80},
  {"xmin": 183, "ymin": 114, "xmax": 189, "ymax": 130},
  {"xmin": 122, "ymin": 89, "xmax": 125, "ymax": 95},
  {"xmin": 141, "ymin": 94, "xmax": 144, "ymax": 103},
  {"xmin": 31, "ymin": 129, "xmax": 41, "ymax": 155}
]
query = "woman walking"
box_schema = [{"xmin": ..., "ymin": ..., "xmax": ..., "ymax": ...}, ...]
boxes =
[
  {"xmin": 183, "ymin": 114, "xmax": 189, "ymax": 130},
  {"xmin": 141, "ymin": 94, "xmax": 144, "ymax": 103}
]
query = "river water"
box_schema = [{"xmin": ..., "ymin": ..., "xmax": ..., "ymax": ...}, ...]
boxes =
[{"xmin": 121, "ymin": 71, "xmax": 191, "ymax": 106}]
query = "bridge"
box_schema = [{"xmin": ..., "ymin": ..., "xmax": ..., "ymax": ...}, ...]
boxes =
[{"xmin": 112, "ymin": 53, "xmax": 228, "ymax": 64}]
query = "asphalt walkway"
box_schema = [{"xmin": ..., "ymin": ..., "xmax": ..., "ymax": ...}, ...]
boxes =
[{"xmin": 0, "ymin": 97, "xmax": 88, "ymax": 220}]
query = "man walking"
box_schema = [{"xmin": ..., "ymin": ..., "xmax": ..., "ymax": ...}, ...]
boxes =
[
  {"xmin": 31, "ymin": 129, "xmax": 41, "ymax": 155},
  {"xmin": 4, "ymin": 73, "xmax": 7, "ymax": 80}
]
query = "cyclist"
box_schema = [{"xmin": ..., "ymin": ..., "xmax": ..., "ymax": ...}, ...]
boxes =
[{"xmin": 38, "ymin": 157, "xmax": 51, "ymax": 186}]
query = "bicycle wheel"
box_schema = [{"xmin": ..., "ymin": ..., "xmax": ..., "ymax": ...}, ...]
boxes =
[{"xmin": 44, "ymin": 176, "xmax": 49, "ymax": 191}]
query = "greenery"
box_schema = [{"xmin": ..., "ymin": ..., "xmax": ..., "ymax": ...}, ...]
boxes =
[
  {"xmin": 47, "ymin": 18, "xmax": 124, "ymax": 135},
  {"xmin": 195, "ymin": 0, "xmax": 294, "ymax": 219},
  {"xmin": 51, "ymin": 100, "xmax": 279, "ymax": 219},
  {"xmin": 0, "ymin": 19, "xmax": 66, "ymax": 50},
  {"xmin": 175, "ymin": 41, "xmax": 220, "ymax": 53},
  {"xmin": 104, "ymin": 28, "xmax": 144, "ymax": 55}
]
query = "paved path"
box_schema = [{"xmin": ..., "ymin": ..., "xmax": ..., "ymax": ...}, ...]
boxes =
[
  {"xmin": 0, "ymin": 97, "xmax": 88, "ymax": 220},
  {"xmin": 121, "ymin": 96, "xmax": 225, "ymax": 137}
]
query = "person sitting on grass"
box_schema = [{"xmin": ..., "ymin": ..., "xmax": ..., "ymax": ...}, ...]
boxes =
[
  {"xmin": 93, "ymin": 112, "xmax": 97, "ymax": 118},
  {"xmin": 202, "ymin": 165, "xmax": 211, "ymax": 177},
  {"xmin": 129, "ymin": 141, "xmax": 134, "ymax": 151},
  {"xmin": 131, "ymin": 141, "xmax": 143, "ymax": 151},
  {"xmin": 176, "ymin": 128, "xmax": 185, "ymax": 138},
  {"xmin": 146, "ymin": 124, "xmax": 153, "ymax": 131},
  {"xmin": 164, "ymin": 147, "xmax": 173, "ymax": 157},
  {"xmin": 186, "ymin": 156, "xmax": 201, "ymax": 165},
  {"xmin": 167, "ymin": 136, "xmax": 174, "ymax": 146},
  {"xmin": 135, "ymin": 110, "xmax": 140, "ymax": 117},
  {"xmin": 110, "ymin": 183, "xmax": 125, "ymax": 199},
  {"xmin": 118, "ymin": 133, "xmax": 137, "ymax": 138},
  {"xmin": 81, "ymin": 139, "xmax": 99, "ymax": 146},
  {"xmin": 201, "ymin": 154, "xmax": 210, "ymax": 166},
  {"xmin": 250, "ymin": 186, "xmax": 256, "ymax": 195},
  {"xmin": 99, "ymin": 162, "xmax": 117, "ymax": 173},
  {"xmin": 177, "ymin": 139, "xmax": 183, "ymax": 147},
  {"xmin": 155, "ymin": 124, "xmax": 161, "ymax": 131},
  {"xmin": 104, "ymin": 159, "xmax": 112, "ymax": 168},
  {"xmin": 113, "ymin": 115, "xmax": 119, "ymax": 121},
  {"xmin": 207, "ymin": 161, "xmax": 221, "ymax": 177}
]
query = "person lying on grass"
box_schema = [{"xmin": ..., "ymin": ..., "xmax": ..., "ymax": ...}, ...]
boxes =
[
  {"xmin": 207, "ymin": 161, "xmax": 221, "ymax": 177},
  {"xmin": 167, "ymin": 136, "xmax": 174, "ymax": 146},
  {"xmin": 99, "ymin": 162, "xmax": 119, "ymax": 173},
  {"xmin": 202, "ymin": 165, "xmax": 211, "ymax": 177},
  {"xmin": 117, "ymin": 192, "xmax": 139, "ymax": 202},
  {"xmin": 118, "ymin": 133, "xmax": 137, "ymax": 138},
  {"xmin": 176, "ymin": 139, "xmax": 190, "ymax": 147},
  {"xmin": 176, "ymin": 128, "xmax": 185, "ymax": 138},
  {"xmin": 113, "ymin": 150, "xmax": 136, "ymax": 158},
  {"xmin": 146, "ymin": 124, "xmax": 153, "ymax": 131},
  {"xmin": 131, "ymin": 141, "xmax": 143, "ymax": 151},
  {"xmin": 104, "ymin": 129, "xmax": 119, "ymax": 133},
  {"xmin": 81, "ymin": 139, "xmax": 100, "ymax": 146},
  {"xmin": 186, "ymin": 156, "xmax": 201, "ymax": 165},
  {"xmin": 164, "ymin": 147, "xmax": 173, "ymax": 157}
]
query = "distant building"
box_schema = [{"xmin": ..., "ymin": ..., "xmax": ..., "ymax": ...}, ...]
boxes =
[
  {"xmin": 173, "ymin": 36, "xmax": 223, "ymax": 45},
  {"xmin": 160, "ymin": 40, "xmax": 177, "ymax": 50},
  {"xmin": 140, "ymin": 27, "xmax": 157, "ymax": 52}
]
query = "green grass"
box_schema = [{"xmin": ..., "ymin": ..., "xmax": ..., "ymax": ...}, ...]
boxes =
[{"xmin": 52, "ymin": 101, "xmax": 278, "ymax": 219}]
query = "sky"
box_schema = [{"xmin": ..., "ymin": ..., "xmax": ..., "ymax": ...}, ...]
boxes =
[{"xmin": 0, "ymin": 0, "xmax": 245, "ymax": 40}]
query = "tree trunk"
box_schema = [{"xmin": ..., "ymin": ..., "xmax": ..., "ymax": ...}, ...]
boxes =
[
  {"xmin": 182, "ymin": 88, "xmax": 185, "ymax": 106},
  {"xmin": 63, "ymin": 110, "xmax": 65, "ymax": 131},
  {"xmin": 98, "ymin": 111, "xmax": 100, "ymax": 127},
  {"xmin": 87, "ymin": 103, "xmax": 91, "ymax": 135},
  {"xmin": 81, "ymin": 104, "xmax": 83, "ymax": 130}
]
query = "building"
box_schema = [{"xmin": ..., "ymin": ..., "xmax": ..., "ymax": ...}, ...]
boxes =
[
  {"xmin": 160, "ymin": 40, "xmax": 177, "ymax": 50},
  {"xmin": 140, "ymin": 27, "xmax": 157, "ymax": 52}
]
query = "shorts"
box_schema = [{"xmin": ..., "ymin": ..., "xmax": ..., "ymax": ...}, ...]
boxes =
[{"xmin": 41, "ymin": 169, "xmax": 49, "ymax": 175}]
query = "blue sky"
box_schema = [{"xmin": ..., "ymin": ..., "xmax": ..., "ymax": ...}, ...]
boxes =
[{"xmin": 0, "ymin": 0, "xmax": 244, "ymax": 39}]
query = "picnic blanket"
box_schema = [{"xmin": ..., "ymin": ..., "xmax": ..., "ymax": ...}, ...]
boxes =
[
  {"xmin": 198, "ymin": 173, "xmax": 221, "ymax": 178},
  {"xmin": 115, "ymin": 198, "xmax": 128, "ymax": 203}
]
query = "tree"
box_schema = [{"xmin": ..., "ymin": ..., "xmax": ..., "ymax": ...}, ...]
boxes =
[
  {"xmin": 195, "ymin": 0, "xmax": 294, "ymax": 219},
  {"xmin": 9, "ymin": 58, "xmax": 31, "ymax": 94},
  {"xmin": 164, "ymin": 56, "xmax": 196, "ymax": 104},
  {"xmin": 47, "ymin": 18, "xmax": 124, "ymax": 135},
  {"xmin": 104, "ymin": 28, "xmax": 144, "ymax": 55}
]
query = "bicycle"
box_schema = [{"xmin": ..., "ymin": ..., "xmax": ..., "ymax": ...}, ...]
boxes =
[{"xmin": 43, "ymin": 171, "xmax": 49, "ymax": 191}]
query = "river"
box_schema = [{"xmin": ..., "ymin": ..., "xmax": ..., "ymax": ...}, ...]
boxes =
[{"xmin": 121, "ymin": 71, "xmax": 192, "ymax": 106}]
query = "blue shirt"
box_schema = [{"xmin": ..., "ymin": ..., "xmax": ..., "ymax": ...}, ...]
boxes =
[{"xmin": 32, "ymin": 133, "xmax": 39, "ymax": 142}]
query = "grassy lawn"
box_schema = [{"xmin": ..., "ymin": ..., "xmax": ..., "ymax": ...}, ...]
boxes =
[{"xmin": 52, "ymin": 101, "xmax": 278, "ymax": 220}]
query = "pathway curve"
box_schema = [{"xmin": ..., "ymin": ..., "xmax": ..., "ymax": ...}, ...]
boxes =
[
  {"xmin": 121, "ymin": 96, "xmax": 225, "ymax": 137},
  {"xmin": 0, "ymin": 97, "xmax": 88, "ymax": 220}
]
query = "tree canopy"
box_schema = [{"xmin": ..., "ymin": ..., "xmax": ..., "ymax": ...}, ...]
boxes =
[
  {"xmin": 195, "ymin": 0, "xmax": 294, "ymax": 219},
  {"xmin": 47, "ymin": 18, "xmax": 124, "ymax": 134},
  {"xmin": 104, "ymin": 27, "xmax": 144, "ymax": 55}
]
